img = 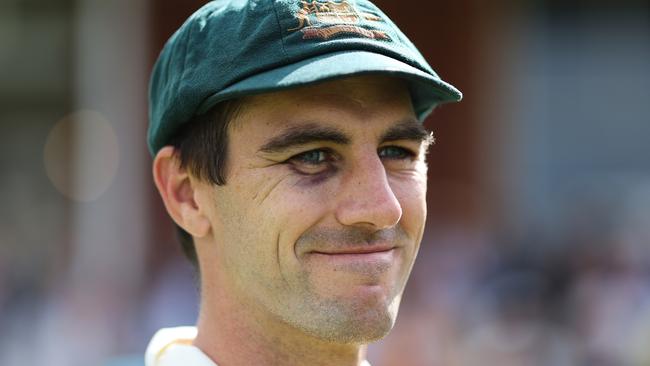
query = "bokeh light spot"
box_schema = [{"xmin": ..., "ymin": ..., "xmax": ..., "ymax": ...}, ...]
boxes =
[{"xmin": 43, "ymin": 110, "xmax": 120, "ymax": 202}]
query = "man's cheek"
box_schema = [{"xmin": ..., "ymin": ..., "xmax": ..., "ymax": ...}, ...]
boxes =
[{"xmin": 392, "ymin": 180, "xmax": 427, "ymax": 210}]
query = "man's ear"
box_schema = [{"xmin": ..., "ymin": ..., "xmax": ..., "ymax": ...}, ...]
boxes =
[{"xmin": 152, "ymin": 146, "xmax": 211, "ymax": 238}]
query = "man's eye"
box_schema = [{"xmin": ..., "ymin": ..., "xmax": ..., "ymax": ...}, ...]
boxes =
[
  {"xmin": 292, "ymin": 149, "xmax": 328, "ymax": 165},
  {"xmin": 378, "ymin": 146, "xmax": 414, "ymax": 159},
  {"xmin": 286, "ymin": 149, "xmax": 335, "ymax": 176}
]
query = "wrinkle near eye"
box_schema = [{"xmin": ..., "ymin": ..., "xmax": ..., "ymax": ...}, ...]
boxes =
[{"xmin": 251, "ymin": 171, "xmax": 293, "ymax": 206}]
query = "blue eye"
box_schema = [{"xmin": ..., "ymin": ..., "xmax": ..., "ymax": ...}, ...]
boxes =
[
  {"xmin": 379, "ymin": 146, "xmax": 412, "ymax": 159},
  {"xmin": 287, "ymin": 149, "xmax": 335, "ymax": 177},
  {"xmin": 296, "ymin": 150, "xmax": 327, "ymax": 165}
]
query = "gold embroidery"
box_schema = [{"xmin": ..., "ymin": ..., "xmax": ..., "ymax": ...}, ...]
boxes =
[
  {"xmin": 302, "ymin": 25, "xmax": 389, "ymax": 40},
  {"xmin": 314, "ymin": 1, "xmax": 359, "ymax": 24},
  {"xmin": 288, "ymin": 0, "xmax": 390, "ymax": 41},
  {"xmin": 287, "ymin": 5, "xmax": 313, "ymax": 31},
  {"xmin": 360, "ymin": 12, "xmax": 381, "ymax": 22}
]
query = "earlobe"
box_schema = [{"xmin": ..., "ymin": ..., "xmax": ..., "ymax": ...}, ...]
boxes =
[{"xmin": 152, "ymin": 146, "xmax": 211, "ymax": 238}]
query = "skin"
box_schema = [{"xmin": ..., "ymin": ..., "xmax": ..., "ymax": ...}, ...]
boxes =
[{"xmin": 153, "ymin": 75, "xmax": 432, "ymax": 366}]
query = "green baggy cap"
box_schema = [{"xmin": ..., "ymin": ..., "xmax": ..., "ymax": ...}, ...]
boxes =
[{"xmin": 148, "ymin": 0, "xmax": 462, "ymax": 155}]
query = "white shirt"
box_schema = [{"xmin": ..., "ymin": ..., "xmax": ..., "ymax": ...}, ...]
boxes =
[
  {"xmin": 145, "ymin": 327, "xmax": 216, "ymax": 366},
  {"xmin": 145, "ymin": 326, "xmax": 372, "ymax": 366}
]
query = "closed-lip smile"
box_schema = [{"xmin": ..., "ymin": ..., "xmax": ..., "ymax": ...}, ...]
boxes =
[{"xmin": 311, "ymin": 244, "xmax": 396, "ymax": 255}]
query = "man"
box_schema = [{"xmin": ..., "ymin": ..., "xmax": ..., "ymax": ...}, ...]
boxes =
[{"xmin": 146, "ymin": 0, "xmax": 461, "ymax": 365}]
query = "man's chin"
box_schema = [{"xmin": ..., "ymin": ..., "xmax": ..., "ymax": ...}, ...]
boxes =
[
  {"xmin": 305, "ymin": 306, "xmax": 396, "ymax": 344},
  {"xmin": 293, "ymin": 293, "xmax": 403, "ymax": 344}
]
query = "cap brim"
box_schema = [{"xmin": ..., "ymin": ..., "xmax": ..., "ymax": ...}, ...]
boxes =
[{"xmin": 197, "ymin": 50, "xmax": 462, "ymax": 120}]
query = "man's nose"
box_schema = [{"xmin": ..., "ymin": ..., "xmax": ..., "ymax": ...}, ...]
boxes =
[{"xmin": 334, "ymin": 154, "xmax": 402, "ymax": 230}]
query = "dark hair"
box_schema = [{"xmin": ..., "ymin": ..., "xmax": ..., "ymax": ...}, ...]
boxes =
[{"xmin": 167, "ymin": 99, "xmax": 243, "ymax": 270}]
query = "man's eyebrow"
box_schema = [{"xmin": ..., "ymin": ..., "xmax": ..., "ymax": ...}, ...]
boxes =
[
  {"xmin": 259, "ymin": 123, "xmax": 350, "ymax": 153},
  {"xmin": 379, "ymin": 118, "xmax": 432, "ymax": 144}
]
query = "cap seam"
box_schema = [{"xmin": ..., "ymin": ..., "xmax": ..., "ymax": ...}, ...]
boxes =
[
  {"xmin": 179, "ymin": 15, "xmax": 198, "ymax": 104},
  {"xmin": 179, "ymin": 6, "xmax": 222, "ymax": 96},
  {"xmin": 365, "ymin": 5, "xmax": 436, "ymax": 77},
  {"xmin": 271, "ymin": 0, "xmax": 290, "ymax": 61},
  {"xmin": 210, "ymin": 70, "xmax": 456, "ymax": 102}
]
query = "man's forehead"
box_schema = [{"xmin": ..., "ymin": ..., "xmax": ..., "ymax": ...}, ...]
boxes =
[
  {"xmin": 232, "ymin": 76, "xmax": 415, "ymax": 130},
  {"xmin": 244, "ymin": 76, "xmax": 411, "ymax": 111}
]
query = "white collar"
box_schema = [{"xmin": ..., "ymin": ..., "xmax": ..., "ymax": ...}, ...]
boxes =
[
  {"xmin": 145, "ymin": 327, "xmax": 216, "ymax": 366},
  {"xmin": 145, "ymin": 326, "xmax": 372, "ymax": 366}
]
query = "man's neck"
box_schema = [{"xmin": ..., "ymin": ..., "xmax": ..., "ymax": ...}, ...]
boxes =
[{"xmin": 193, "ymin": 286, "xmax": 369, "ymax": 366}]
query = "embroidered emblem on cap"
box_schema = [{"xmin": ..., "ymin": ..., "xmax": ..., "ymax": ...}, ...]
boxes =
[{"xmin": 288, "ymin": 0, "xmax": 390, "ymax": 41}]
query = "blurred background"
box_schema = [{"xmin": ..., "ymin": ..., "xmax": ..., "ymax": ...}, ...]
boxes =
[{"xmin": 1, "ymin": 0, "xmax": 649, "ymax": 365}]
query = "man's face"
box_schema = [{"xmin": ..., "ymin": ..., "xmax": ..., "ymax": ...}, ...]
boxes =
[{"xmin": 195, "ymin": 75, "xmax": 430, "ymax": 343}]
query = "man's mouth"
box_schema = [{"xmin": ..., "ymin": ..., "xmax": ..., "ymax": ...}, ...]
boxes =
[
  {"xmin": 296, "ymin": 227, "xmax": 407, "ymax": 274},
  {"xmin": 311, "ymin": 243, "xmax": 396, "ymax": 255},
  {"xmin": 307, "ymin": 244, "xmax": 399, "ymax": 273}
]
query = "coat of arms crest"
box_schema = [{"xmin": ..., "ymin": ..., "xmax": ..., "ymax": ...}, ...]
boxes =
[{"xmin": 288, "ymin": 0, "xmax": 389, "ymax": 41}]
